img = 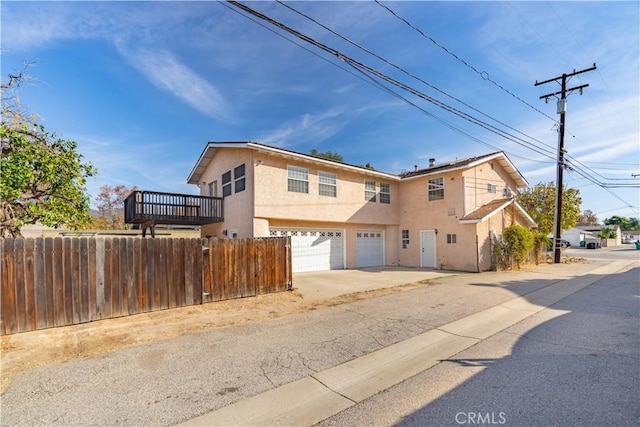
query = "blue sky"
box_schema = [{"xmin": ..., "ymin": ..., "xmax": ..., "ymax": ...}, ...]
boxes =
[{"xmin": 2, "ymin": 1, "xmax": 638, "ymax": 221}]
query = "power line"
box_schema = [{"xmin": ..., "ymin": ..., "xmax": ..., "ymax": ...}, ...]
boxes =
[
  {"xmin": 227, "ymin": 1, "xmax": 559, "ymax": 162},
  {"xmin": 216, "ymin": 1, "xmax": 395, "ymax": 95},
  {"xmin": 275, "ymin": 0, "xmax": 556, "ymax": 158},
  {"xmin": 375, "ymin": 0, "xmax": 558, "ymax": 123},
  {"xmin": 342, "ymin": 60, "xmax": 548, "ymax": 164}
]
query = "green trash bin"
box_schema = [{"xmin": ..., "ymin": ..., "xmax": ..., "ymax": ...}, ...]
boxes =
[
  {"xmin": 635, "ymin": 241, "xmax": 640, "ymax": 250},
  {"xmin": 580, "ymin": 241, "xmax": 586, "ymax": 247}
]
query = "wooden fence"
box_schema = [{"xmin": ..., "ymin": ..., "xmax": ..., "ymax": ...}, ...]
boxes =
[{"xmin": 0, "ymin": 237, "xmax": 291, "ymax": 335}]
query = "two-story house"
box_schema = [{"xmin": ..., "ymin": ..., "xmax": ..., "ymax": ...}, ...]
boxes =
[{"xmin": 187, "ymin": 141, "xmax": 536, "ymax": 272}]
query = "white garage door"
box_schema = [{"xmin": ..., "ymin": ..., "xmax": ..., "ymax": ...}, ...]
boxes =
[
  {"xmin": 356, "ymin": 230, "xmax": 384, "ymax": 268},
  {"xmin": 270, "ymin": 229, "xmax": 344, "ymax": 273}
]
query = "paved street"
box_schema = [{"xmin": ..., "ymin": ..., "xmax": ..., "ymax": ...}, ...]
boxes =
[
  {"xmin": 319, "ymin": 259, "xmax": 640, "ymax": 426},
  {"xmin": 1, "ymin": 248, "xmax": 638, "ymax": 426}
]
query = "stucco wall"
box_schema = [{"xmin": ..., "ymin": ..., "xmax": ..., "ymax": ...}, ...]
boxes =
[
  {"xmin": 397, "ymin": 168, "xmax": 472, "ymax": 269},
  {"xmin": 199, "ymin": 148, "xmax": 255, "ymax": 238},
  {"xmin": 462, "ymin": 161, "xmax": 517, "ymax": 215},
  {"xmin": 253, "ymin": 154, "xmax": 399, "ymax": 225}
]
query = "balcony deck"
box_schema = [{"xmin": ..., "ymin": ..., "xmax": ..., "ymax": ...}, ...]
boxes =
[{"xmin": 124, "ymin": 191, "xmax": 223, "ymax": 229}]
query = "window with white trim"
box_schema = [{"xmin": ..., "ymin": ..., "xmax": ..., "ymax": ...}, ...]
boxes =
[
  {"xmin": 487, "ymin": 183, "xmax": 496, "ymax": 194},
  {"xmin": 428, "ymin": 177, "xmax": 444, "ymax": 201},
  {"xmin": 222, "ymin": 171, "xmax": 232, "ymax": 197},
  {"xmin": 318, "ymin": 171, "xmax": 337, "ymax": 197},
  {"xmin": 365, "ymin": 180, "xmax": 376, "ymax": 202},
  {"xmin": 380, "ymin": 182, "xmax": 390, "ymax": 204},
  {"xmin": 287, "ymin": 165, "xmax": 309, "ymax": 193},
  {"xmin": 402, "ymin": 229, "xmax": 410, "ymax": 249},
  {"xmin": 447, "ymin": 233, "xmax": 457, "ymax": 244},
  {"xmin": 234, "ymin": 164, "xmax": 245, "ymax": 193}
]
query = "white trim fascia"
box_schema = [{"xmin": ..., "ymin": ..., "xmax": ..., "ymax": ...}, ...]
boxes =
[
  {"xmin": 247, "ymin": 142, "xmax": 400, "ymax": 180},
  {"xmin": 459, "ymin": 199, "xmax": 514, "ymax": 224},
  {"xmin": 401, "ymin": 152, "xmax": 529, "ymax": 189},
  {"xmin": 459, "ymin": 199, "xmax": 537, "ymax": 228},
  {"xmin": 512, "ymin": 200, "xmax": 537, "ymax": 228},
  {"xmin": 189, "ymin": 141, "xmax": 399, "ymax": 184}
]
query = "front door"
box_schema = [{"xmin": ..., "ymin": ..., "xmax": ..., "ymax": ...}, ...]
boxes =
[{"xmin": 420, "ymin": 230, "xmax": 436, "ymax": 268}]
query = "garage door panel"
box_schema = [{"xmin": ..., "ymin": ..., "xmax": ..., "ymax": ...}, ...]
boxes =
[
  {"xmin": 271, "ymin": 229, "xmax": 344, "ymax": 273},
  {"xmin": 356, "ymin": 230, "xmax": 384, "ymax": 268}
]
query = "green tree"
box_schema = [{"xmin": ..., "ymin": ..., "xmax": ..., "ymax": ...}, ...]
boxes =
[
  {"xmin": 502, "ymin": 224, "xmax": 535, "ymax": 268},
  {"xmin": 1, "ymin": 69, "xmax": 97, "ymax": 237},
  {"xmin": 603, "ymin": 215, "xmax": 639, "ymax": 231},
  {"xmin": 597, "ymin": 227, "xmax": 617, "ymax": 239},
  {"xmin": 310, "ymin": 149, "xmax": 344, "ymax": 162},
  {"xmin": 516, "ymin": 182, "xmax": 581, "ymax": 235},
  {"xmin": 576, "ymin": 209, "xmax": 599, "ymax": 226}
]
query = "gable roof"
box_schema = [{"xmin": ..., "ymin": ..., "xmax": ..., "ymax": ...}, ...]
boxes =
[
  {"xmin": 187, "ymin": 141, "xmax": 397, "ymax": 184},
  {"xmin": 399, "ymin": 151, "xmax": 529, "ymax": 189},
  {"xmin": 187, "ymin": 142, "xmax": 530, "ymax": 190},
  {"xmin": 460, "ymin": 198, "xmax": 537, "ymax": 228}
]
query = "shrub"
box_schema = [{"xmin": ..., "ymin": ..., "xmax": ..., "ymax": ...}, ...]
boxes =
[
  {"xmin": 533, "ymin": 232, "xmax": 550, "ymax": 265},
  {"xmin": 503, "ymin": 225, "xmax": 535, "ymax": 268}
]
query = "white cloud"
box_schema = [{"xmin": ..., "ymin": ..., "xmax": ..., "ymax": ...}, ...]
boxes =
[
  {"xmin": 256, "ymin": 108, "xmax": 345, "ymax": 147},
  {"xmin": 115, "ymin": 44, "xmax": 233, "ymax": 121}
]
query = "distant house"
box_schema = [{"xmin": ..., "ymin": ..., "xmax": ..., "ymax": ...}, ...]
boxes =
[
  {"xmin": 561, "ymin": 227, "xmax": 599, "ymax": 247},
  {"xmin": 573, "ymin": 225, "xmax": 622, "ymax": 246},
  {"xmin": 187, "ymin": 142, "xmax": 536, "ymax": 272}
]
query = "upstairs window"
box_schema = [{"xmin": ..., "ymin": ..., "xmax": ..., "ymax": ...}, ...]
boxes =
[
  {"xmin": 379, "ymin": 182, "xmax": 390, "ymax": 204},
  {"xmin": 487, "ymin": 183, "xmax": 497, "ymax": 194},
  {"xmin": 365, "ymin": 180, "xmax": 376, "ymax": 202},
  {"xmin": 318, "ymin": 171, "xmax": 337, "ymax": 197},
  {"xmin": 428, "ymin": 177, "xmax": 444, "ymax": 201},
  {"xmin": 288, "ymin": 165, "xmax": 309, "ymax": 193},
  {"xmin": 234, "ymin": 164, "xmax": 246, "ymax": 193},
  {"xmin": 222, "ymin": 171, "xmax": 232, "ymax": 197}
]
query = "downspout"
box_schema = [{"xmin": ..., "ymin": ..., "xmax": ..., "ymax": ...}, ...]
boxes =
[
  {"xmin": 462, "ymin": 176, "xmax": 467, "ymax": 215},
  {"xmin": 475, "ymin": 234, "xmax": 480, "ymax": 273}
]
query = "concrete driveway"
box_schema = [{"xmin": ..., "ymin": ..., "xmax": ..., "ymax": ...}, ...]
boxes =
[{"xmin": 293, "ymin": 267, "xmax": 463, "ymax": 301}]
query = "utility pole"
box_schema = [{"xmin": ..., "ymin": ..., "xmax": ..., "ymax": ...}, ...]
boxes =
[{"xmin": 535, "ymin": 64, "xmax": 597, "ymax": 263}]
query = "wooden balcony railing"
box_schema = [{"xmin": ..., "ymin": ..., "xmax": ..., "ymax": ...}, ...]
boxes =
[{"xmin": 124, "ymin": 191, "xmax": 223, "ymax": 232}]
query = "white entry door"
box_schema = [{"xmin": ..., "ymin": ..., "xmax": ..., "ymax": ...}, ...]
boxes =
[
  {"xmin": 356, "ymin": 230, "xmax": 384, "ymax": 268},
  {"xmin": 420, "ymin": 230, "xmax": 436, "ymax": 268}
]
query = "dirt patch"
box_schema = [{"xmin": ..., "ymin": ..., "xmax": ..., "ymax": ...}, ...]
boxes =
[{"xmin": 0, "ymin": 283, "xmax": 430, "ymax": 394}]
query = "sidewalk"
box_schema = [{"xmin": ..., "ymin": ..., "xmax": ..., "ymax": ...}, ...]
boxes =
[{"xmin": 1, "ymin": 259, "xmax": 633, "ymax": 426}]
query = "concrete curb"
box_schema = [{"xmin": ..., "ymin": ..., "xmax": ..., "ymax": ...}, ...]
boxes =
[{"xmin": 176, "ymin": 261, "xmax": 630, "ymax": 427}]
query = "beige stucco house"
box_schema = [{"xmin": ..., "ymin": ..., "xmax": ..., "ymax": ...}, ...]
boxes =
[{"xmin": 187, "ymin": 142, "xmax": 536, "ymax": 272}]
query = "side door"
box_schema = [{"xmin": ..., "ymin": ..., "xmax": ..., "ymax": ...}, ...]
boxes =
[{"xmin": 420, "ymin": 230, "xmax": 436, "ymax": 268}]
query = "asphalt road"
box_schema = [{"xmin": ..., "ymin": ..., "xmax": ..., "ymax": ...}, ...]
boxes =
[
  {"xmin": 318, "ymin": 260, "xmax": 640, "ymax": 426},
  {"xmin": 1, "ymin": 252, "xmax": 638, "ymax": 426}
]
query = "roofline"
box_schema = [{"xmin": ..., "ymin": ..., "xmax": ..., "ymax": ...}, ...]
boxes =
[
  {"xmin": 188, "ymin": 143, "xmax": 530, "ymax": 190},
  {"xmin": 187, "ymin": 141, "xmax": 399, "ymax": 184},
  {"xmin": 187, "ymin": 141, "xmax": 251, "ymax": 184},
  {"xmin": 401, "ymin": 151, "xmax": 529, "ymax": 189},
  {"xmin": 459, "ymin": 199, "xmax": 514, "ymax": 224},
  {"xmin": 459, "ymin": 199, "xmax": 537, "ymax": 228}
]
